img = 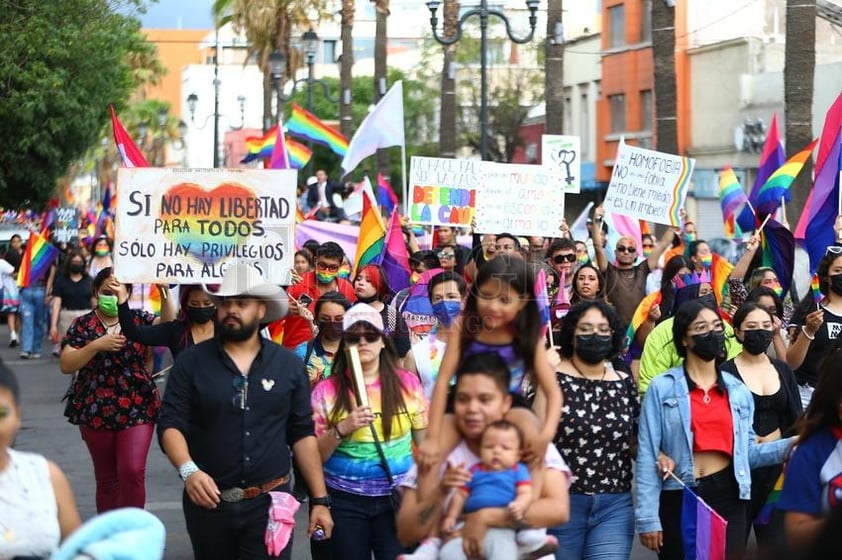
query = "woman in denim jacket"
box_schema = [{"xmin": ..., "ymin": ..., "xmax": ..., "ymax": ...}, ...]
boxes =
[{"xmin": 635, "ymin": 300, "xmax": 794, "ymax": 560}]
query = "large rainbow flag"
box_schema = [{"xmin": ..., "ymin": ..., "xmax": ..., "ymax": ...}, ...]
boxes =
[
  {"xmin": 353, "ymin": 191, "xmax": 386, "ymax": 277},
  {"xmin": 286, "ymin": 103, "xmax": 349, "ymax": 157},
  {"xmin": 718, "ymin": 167, "xmax": 746, "ymax": 239},
  {"xmin": 17, "ymin": 231, "xmax": 59, "ymax": 288}
]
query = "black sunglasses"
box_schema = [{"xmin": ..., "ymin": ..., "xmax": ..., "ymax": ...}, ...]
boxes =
[
  {"xmin": 552, "ymin": 254, "xmax": 577, "ymax": 264},
  {"xmin": 345, "ymin": 332, "xmax": 381, "ymax": 345},
  {"xmin": 616, "ymin": 246, "xmax": 637, "ymax": 254}
]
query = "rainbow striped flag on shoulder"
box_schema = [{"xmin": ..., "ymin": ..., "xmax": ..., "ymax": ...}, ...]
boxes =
[{"xmin": 17, "ymin": 231, "xmax": 59, "ymax": 288}]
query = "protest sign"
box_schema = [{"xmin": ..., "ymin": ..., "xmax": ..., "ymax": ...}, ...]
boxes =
[
  {"xmin": 604, "ymin": 139, "xmax": 694, "ymax": 227},
  {"xmin": 52, "ymin": 207, "xmax": 79, "ymax": 244},
  {"xmin": 409, "ymin": 157, "xmax": 479, "ymax": 226},
  {"xmin": 474, "ymin": 162, "xmax": 565, "ymax": 237},
  {"xmin": 114, "ymin": 168, "xmax": 297, "ymax": 284},
  {"xmin": 542, "ymin": 135, "xmax": 581, "ymax": 193}
]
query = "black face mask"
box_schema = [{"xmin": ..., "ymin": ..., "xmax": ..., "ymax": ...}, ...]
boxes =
[
  {"xmin": 830, "ymin": 274, "xmax": 842, "ymax": 296},
  {"xmin": 186, "ymin": 306, "xmax": 216, "ymax": 325},
  {"xmin": 741, "ymin": 329, "xmax": 773, "ymax": 356},
  {"xmin": 697, "ymin": 293, "xmax": 717, "ymax": 311},
  {"xmin": 690, "ymin": 330, "xmax": 725, "ymax": 362},
  {"xmin": 575, "ymin": 334, "xmax": 613, "ymax": 365},
  {"xmin": 69, "ymin": 263, "xmax": 85, "ymax": 274}
]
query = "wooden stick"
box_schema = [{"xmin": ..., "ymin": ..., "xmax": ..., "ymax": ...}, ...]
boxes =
[
  {"xmin": 665, "ymin": 468, "xmax": 686, "ymax": 487},
  {"xmin": 346, "ymin": 345, "xmax": 370, "ymax": 408},
  {"xmin": 152, "ymin": 364, "xmax": 172, "ymax": 379},
  {"xmin": 757, "ymin": 213, "xmax": 772, "ymax": 233}
]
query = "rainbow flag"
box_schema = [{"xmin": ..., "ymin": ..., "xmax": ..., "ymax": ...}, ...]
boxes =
[
  {"xmin": 755, "ymin": 471, "xmax": 784, "ymax": 525},
  {"xmin": 739, "ymin": 113, "xmax": 785, "ymax": 231},
  {"xmin": 286, "ymin": 138, "xmax": 312, "ymax": 168},
  {"xmin": 534, "ymin": 268, "xmax": 550, "ymax": 336},
  {"xmin": 718, "ymin": 167, "xmax": 747, "ymax": 238},
  {"xmin": 681, "ymin": 487, "xmax": 727, "ymax": 560},
  {"xmin": 295, "ymin": 207, "xmax": 306, "ymax": 223},
  {"xmin": 241, "ymin": 128, "xmax": 276, "ymax": 163},
  {"xmin": 626, "ymin": 291, "xmax": 662, "ymax": 347},
  {"xmin": 812, "ymin": 273, "xmax": 823, "ymax": 304},
  {"xmin": 379, "ymin": 209, "xmax": 411, "ymax": 292},
  {"xmin": 710, "ymin": 253, "xmax": 733, "ymax": 307},
  {"xmin": 286, "ymin": 103, "xmax": 349, "ymax": 157},
  {"xmin": 17, "ymin": 231, "xmax": 59, "ymax": 288},
  {"xmin": 755, "ymin": 139, "xmax": 818, "ymax": 217},
  {"xmin": 353, "ymin": 191, "xmax": 386, "ymax": 277},
  {"xmin": 267, "ymin": 320, "xmax": 284, "ymax": 344}
]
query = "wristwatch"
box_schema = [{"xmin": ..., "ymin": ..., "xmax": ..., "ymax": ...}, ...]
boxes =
[{"xmin": 310, "ymin": 496, "xmax": 332, "ymax": 509}]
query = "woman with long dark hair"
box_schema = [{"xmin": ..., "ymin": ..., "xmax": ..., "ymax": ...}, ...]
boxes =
[
  {"xmin": 569, "ymin": 263, "xmax": 607, "ymax": 305},
  {"xmin": 298, "ymin": 291, "xmax": 352, "ymax": 387},
  {"xmin": 779, "ymin": 342, "xmax": 842, "ymax": 551},
  {"xmin": 311, "ymin": 303, "xmax": 427, "ymax": 559},
  {"xmin": 117, "ymin": 284, "xmax": 213, "ymax": 359},
  {"xmin": 636, "ymin": 300, "xmax": 794, "ymax": 560}
]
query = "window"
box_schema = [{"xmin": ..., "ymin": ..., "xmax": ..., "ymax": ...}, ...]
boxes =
[
  {"xmin": 609, "ymin": 5, "xmax": 626, "ymax": 48},
  {"xmin": 641, "ymin": 0, "xmax": 652, "ymax": 42},
  {"xmin": 609, "ymin": 94, "xmax": 626, "ymax": 133},
  {"xmin": 640, "ymin": 90, "xmax": 653, "ymax": 131},
  {"xmin": 323, "ymin": 40, "xmax": 338, "ymax": 64},
  {"xmin": 563, "ymin": 88, "xmax": 573, "ymax": 135}
]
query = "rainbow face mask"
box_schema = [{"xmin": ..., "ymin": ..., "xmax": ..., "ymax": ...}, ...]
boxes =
[
  {"xmin": 700, "ymin": 255, "xmax": 713, "ymax": 268},
  {"xmin": 685, "ymin": 233, "xmax": 696, "ymax": 243}
]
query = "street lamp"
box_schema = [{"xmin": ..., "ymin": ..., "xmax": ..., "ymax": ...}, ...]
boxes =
[
  {"xmin": 157, "ymin": 107, "xmax": 168, "ymax": 166},
  {"xmin": 270, "ymin": 29, "xmax": 339, "ymax": 174},
  {"xmin": 185, "ymin": 91, "xmax": 245, "ymax": 167},
  {"xmin": 427, "ymin": 0, "xmax": 540, "ymax": 160}
]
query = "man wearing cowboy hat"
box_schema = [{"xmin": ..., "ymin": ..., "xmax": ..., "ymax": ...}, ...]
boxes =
[{"xmin": 158, "ymin": 263, "xmax": 333, "ymax": 559}]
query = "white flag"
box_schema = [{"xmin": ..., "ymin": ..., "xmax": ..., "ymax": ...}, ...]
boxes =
[{"xmin": 341, "ymin": 81, "xmax": 405, "ymax": 176}]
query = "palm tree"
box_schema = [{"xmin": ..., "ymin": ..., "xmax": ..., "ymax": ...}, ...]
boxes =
[
  {"xmin": 339, "ymin": 0, "xmax": 355, "ymax": 138},
  {"xmin": 651, "ymin": 0, "xmax": 677, "ymax": 155},
  {"xmin": 212, "ymin": 0, "xmax": 330, "ymax": 132},
  {"xmin": 439, "ymin": 0, "xmax": 459, "ymax": 158},
  {"xmin": 374, "ymin": 0, "xmax": 390, "ymax": 174},
  {"xmin": 784, "ymin": 0, "xmax": 816, "ymax": 222},
  {"xmin": 544, "ymin": 0, "xmax": 563, "ymax": 134}
]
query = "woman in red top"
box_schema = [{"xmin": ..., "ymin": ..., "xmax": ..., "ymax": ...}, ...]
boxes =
[{"xmin": 58, "ymin": 268, "xmax": 162, "ymax": 513}]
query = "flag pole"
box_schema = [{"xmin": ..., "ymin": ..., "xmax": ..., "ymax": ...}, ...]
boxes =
[
  {"xmin": 401, "ymin": 143, "xmax": 408, "ymax": 217},
  {"xmin": 757, "ymin": 213, "xmax": 773, "ymax": 233}
]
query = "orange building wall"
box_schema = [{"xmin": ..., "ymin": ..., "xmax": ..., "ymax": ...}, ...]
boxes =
[
  {"xmin": 141, "ymin": 29, "xmax": 211, "ymax": 116},
  {"xmin": 596, "ymin": 0, "xmax": 690, "ymax": 183}
]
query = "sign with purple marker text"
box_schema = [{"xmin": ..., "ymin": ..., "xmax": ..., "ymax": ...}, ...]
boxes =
[
  {"xmin": 474, "ymin": 162, "xmax": 565, "ymax": 237},
  {"xmin": 604, "ymin": 139, "xmax": 694, "ymax": 227},
  {"xmin": 409, "ymin": 157, "xmax": 479, "ymax": 226},
  {"xmin": 115, "ymin": 168, "xmax": 297, "ymax": 284}
]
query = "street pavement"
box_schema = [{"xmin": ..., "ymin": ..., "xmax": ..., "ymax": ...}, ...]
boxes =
[{"xmin": 7, "ymin": 333, "xmax": 655, "ymax": 559}]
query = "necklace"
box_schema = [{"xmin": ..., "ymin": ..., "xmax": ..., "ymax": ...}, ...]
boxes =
[{"xmin": 96, "ymin": 311, "xmax": 120, "ymax": 334}]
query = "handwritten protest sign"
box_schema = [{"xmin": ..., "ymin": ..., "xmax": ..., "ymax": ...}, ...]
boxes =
[
  {"xmin": 604, "ymin": 139, "xmax": 694, "ymax": 227},
  {"xmin": 542, "ymin": 135, "xmax": 581, "ymax": 193},
  {"xmin": 114, "ymin": 168, "xmax": 297, "ymax": 284},
  {"xmin": 474, "ymin": 162, "xmax": 565, "ymax": 237},
  {"xmin": 52, "ymin": 207, "xmax": 79, "ymax": 244},
  {"xmin": 409, "ymin": 157, "xmax": 479, "ymax": 226}
]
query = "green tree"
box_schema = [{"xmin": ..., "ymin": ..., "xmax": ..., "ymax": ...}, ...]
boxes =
[{"xmin": 0, "ymin": 0, "xmax": 156, "ymax": 207}]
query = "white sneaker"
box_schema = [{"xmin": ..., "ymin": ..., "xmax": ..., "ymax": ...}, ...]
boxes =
[{"xmin": 398, "ymin": 537, "xmax": 442, "ymax": 560}]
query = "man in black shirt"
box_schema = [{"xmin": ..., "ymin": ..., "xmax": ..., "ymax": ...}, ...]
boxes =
[{"xmin": 158, "ymin": 263, "xmax": 333, "ymax": 559}]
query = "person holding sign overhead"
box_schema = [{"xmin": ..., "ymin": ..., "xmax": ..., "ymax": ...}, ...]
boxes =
[
  {"xmin": 591, "ymin": 205, "xmax": 675, "ymax": 331},
  {"xmin": 311, "ymin": 303, "xmax": 428, "ymax": 560}
]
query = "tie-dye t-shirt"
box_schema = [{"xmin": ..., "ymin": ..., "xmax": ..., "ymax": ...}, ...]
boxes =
[{"xmin": 311, "ymin": 368, "xmax": 428, "ymax": 496}]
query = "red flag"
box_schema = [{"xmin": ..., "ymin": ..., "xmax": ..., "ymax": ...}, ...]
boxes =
[{"xmin": 110, "ymin": 105, "xmax": 149, "ymax": 168}]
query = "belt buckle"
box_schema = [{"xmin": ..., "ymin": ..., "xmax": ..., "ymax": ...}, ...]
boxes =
[{"xmin": 221, "ymin": 487, "xmax": 245, "ymax": 503}]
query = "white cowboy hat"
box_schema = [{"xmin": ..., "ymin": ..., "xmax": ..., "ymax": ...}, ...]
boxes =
[{"xmin": 205, "ymin": 263, "xmax": 288, "ymax": 323}]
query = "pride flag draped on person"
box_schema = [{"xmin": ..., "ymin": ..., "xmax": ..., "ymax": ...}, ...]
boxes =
[{"xmin": 17, "ymin": 231, "xmax": 59, "ymax": 288}]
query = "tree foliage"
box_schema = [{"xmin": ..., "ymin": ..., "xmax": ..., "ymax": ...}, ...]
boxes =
[{"xmin": 0, "ymin": 0, "xmax": 154, "ymax": 208}]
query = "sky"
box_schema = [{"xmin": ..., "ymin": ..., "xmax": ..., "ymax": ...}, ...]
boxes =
[{"xmin": 137, "ymin": 0, "xmax": 215, "ymax": 29}]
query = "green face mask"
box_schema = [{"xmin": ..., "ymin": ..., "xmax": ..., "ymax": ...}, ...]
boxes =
[{"xmin": 98, "ymin": 294, "xmax": 118, "ymax": 317}]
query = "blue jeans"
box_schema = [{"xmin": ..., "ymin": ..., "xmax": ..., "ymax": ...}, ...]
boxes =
[
  {"xmin": 548, "ymin": 492, "xmax": 634, "ymax": 560},
  {"xmin": 20, "ymin": 286, "xmax": 46, "ymax": 354},
  {"xmin": 327, "ymin": 488, "xmax": 407, "ymax": 560}
]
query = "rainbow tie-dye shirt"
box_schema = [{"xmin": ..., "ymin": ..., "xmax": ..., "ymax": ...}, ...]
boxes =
[{"xmin": 311, "ymin": 369, "xmax": 428, "ymax": 496}]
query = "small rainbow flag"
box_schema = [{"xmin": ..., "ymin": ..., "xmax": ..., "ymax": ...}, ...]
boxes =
[
  {"xmin": 241, "ymin": 126, "xmax": 313, "ymax": 168},
  {"xmin": 353, "ymin": 191, "xmax": 386, "ymax": 277},
  {"xmin": 812, "ymin": 272, "xmax": 823, "ymax": 304},
  {"xmin": 718, "ymin": 167, "xmax": 747, "ymax": 239},
  {"xmin": 755, "ymin": 139, "xmax": 818, "ymax": 217},
  {"xmin": 286, "ymin": 103, "xmax": 349, "ymax": 157},
  {"xmin": 626, "ymin": 291, "xmax": 662, "ymax": 348},
  {"xmin": 17, "ymin": 231, "xmax": 59, "ymax": 288},
  {"xmin": 295, "ymin": 207, "xmax": 306, "ymax": 223}
]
